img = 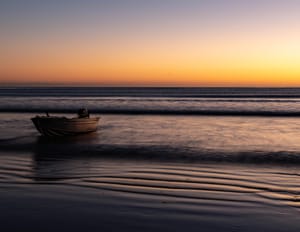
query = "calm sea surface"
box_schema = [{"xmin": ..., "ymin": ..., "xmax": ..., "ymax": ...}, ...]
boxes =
[{"xmin": 1, "ymin": 87, "xmax": 300, "ymax": 232}]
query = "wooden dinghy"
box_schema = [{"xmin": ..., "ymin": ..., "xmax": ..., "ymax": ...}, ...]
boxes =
[{"xmin": 31, "ymin": 109, "xmax": 100, "ymax": 137}]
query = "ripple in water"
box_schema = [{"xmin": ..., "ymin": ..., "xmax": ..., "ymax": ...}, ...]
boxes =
[{"xmin": 0, "ymin": 151, "xmax": 300, "ymax": 213}]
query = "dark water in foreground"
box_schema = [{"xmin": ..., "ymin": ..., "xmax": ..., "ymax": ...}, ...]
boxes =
[{"xmin": 1, "ymin": 88, "xmax": 300, "ymax": 231}]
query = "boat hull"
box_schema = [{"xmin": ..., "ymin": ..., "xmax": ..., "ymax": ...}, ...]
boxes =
[{"xmin": 31, "ymin": 117, "xmax": 100, "ymax": 137}]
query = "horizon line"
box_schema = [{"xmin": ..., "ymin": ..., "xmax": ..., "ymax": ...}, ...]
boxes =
[{"xmin": 2, "ymin": 85, "xmax": 300, "ymax": 89}]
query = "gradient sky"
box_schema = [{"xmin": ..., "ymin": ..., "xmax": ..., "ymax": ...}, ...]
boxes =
[{"xmin": 1, "ymin": 0, "xmax": 300, "ymax": 86}]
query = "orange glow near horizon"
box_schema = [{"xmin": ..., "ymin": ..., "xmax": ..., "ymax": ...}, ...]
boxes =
[{"xmin": 2, "ymin": 38, "xmax": 300, "ymax": 87}]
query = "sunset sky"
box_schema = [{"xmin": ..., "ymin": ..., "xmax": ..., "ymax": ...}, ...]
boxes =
[{"xmin": 1, "ymin": 0, "xmax": 300, "ymax": 86}]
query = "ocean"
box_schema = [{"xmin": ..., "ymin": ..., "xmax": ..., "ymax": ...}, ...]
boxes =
[{"xmin": 1, "ymin": 87, "xmax": 300, "ymax": 232}]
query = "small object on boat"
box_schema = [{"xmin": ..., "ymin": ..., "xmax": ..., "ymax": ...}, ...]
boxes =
[
  {"xmin": 78, "ymin": 108, "xmax": 89, "ymax": 118},
  {"xmin": 31, "ymin": 109, "xmax": 100, "ymax": 137}
]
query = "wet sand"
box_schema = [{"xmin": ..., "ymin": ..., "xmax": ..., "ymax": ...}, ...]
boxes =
[{"xmin": 1, "ymin": 150, "xmax": 300, "ymax": 232}]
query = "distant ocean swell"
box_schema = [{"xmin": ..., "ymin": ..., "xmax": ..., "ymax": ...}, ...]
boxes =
[
  {"xmin": 2, "ymin": 87, "xmax": 300, "ymax": 115},
  {"xmin": 1, "ymin": 107, "xmax": 300, "ymax": 116}
]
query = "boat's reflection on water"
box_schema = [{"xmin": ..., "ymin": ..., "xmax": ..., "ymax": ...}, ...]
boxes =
[
  {"xmin": 31, "ymin": 133, "xmax": 180, "ymax": 182},
  {"xmin": 32, "ymin": 133, "xmax": 105, "ymax": 182},
  {"xmin": 36, "ymin": 132, "xmax": 100, "ymax": 145}
]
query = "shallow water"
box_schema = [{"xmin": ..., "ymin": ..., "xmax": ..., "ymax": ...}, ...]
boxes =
[
  {"xmin": 2, "ymin": 113, "xmax": 300, "ymax": 163},
  {"xmin": 1, "ymin": 148, "xmax": 300, "ymax": 231},
  {"xmin": 1, "ymin": 113, "xmax": 300, "ymax": 231},
  {"xmin": 1, "ymin": 88, "xmax": 300, "ymax": 231}
]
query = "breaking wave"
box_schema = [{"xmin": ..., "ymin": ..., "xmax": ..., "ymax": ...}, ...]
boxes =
[{"xmin": 1, "ymin": 137, "xmax": 300, "ymax": 165}]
